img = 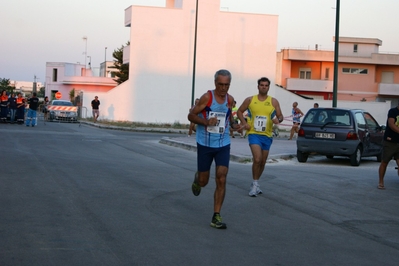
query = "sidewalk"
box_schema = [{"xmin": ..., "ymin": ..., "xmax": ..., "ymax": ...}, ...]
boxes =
[
  {"xmin": 160, "ymin": 132, "xmax": 297, "ymax": 163},
  {"xmin": 82, "ymin": 121, "xmax": 297, "ymax": 163}
]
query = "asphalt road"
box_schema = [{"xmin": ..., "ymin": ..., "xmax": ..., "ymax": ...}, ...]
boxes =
[{"xmin": 1, "ymin": 122, "xmax": 399, "ymax": 266}]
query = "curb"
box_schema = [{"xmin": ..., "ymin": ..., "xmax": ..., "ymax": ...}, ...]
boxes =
[
  {"xmin": 82, "ymin": 121, "xmax": 296, "ymax": 163},
  {"xmin": 159, "ymin": 137, "xmax": 296, "ymax": 164}
]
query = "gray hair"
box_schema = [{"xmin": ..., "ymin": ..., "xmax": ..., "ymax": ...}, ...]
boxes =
[{"xmin": 214, "ymin": 69, "xmax": 231, "ymax": 81}]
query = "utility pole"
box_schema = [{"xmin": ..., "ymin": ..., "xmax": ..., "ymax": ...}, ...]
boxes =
[
  {"xmin": 332, "ymin": 0, "xmax": 340, "ymax": 107},
  {"xmin": 104, "ymin": 47, "xmax": 107, "ymax": 77},
  {"xmin": 191, "ymin": 0, "xmax": 199, "ymax": 107},
  {"xmin": 83, "ymin": 36, "xmax": 88, "ymax": 68},
  {"xmin": 33, "ymin": 75, "xmax": 38, "ymax": 93}
]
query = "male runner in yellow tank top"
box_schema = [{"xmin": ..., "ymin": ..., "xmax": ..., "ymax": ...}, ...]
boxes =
[{"xmin": 237, "ymin": 77, "xmax": 283, "ymax": 197}]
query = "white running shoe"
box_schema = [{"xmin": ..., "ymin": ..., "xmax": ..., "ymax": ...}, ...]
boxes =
[
  {"xmin": 249, "ymin": 182, "xmax": 262, "ymax": 197},
  {"xmin": 256, "ymin": 185, "xmax": 262, "ymax": 195}
]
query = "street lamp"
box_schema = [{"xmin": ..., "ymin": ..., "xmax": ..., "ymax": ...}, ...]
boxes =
[{"xmin": 332, "ymin": 0, "xmax": 340, "ymax": 107}]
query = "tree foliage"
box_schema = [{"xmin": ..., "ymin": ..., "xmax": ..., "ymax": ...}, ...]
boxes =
[
  {"xmin": 37, "ymin": 87, "xmax": 45, "ymax": 97},
  {"xmin": 0, "ymin": 78, "xmax": 14, "ymax": 94},
  {"xmin": 111, "ymin": 41, "xmax": 130, "ymax": 85}
]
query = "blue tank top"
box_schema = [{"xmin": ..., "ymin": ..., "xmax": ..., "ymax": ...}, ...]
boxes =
[
  {"xmin": 196, "ymin": 90, "xmax": 231, "ymax": 148},
  {"xmin": 292, "ymin": 108, "xmax": 301, "ymax": 123}
]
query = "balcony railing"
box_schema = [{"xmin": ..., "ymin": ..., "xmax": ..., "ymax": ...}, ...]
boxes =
[{"xmin": 286, "ymin": 78, "xmax": 333, "ymax": 92}]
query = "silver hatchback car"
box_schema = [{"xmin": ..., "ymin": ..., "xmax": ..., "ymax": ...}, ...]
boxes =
[
  {"xmin": 48, "ymin": 100, "xmax": 78, "ymax": 122},
  {"xmin": 296, "ymin": 108, "xmax": 385, "ymax": 166}
]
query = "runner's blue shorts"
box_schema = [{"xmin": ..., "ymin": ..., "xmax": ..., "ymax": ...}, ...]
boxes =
[
  {"xmin": 248, "ymin": 134, "xmax": 273, "ymax": 151},
  {"xmin": 197, "ymin": 143, "xmax": 230, "ymax": 172}
]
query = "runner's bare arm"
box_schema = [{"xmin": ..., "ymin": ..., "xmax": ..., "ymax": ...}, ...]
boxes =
[
  {"xmin": 237, "ymin": 97, "xmax": 251, "ymax": 130},
  {"xmin": 272, "ymin": 98, "xmax": 283, "ymax": 124},
  {"xmin": 188, "ymin": 92, "xmax": 217, "ymax": 126}
]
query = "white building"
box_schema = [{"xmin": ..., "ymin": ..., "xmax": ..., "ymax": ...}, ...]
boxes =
[{"xmin": 80, "ymin": 0, "xmax": 279, "ymax": 123}]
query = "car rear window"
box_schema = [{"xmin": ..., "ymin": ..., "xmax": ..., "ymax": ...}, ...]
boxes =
[{"xmin": 303, "ymin": 109, "xmax": 351, "ymax": 126}]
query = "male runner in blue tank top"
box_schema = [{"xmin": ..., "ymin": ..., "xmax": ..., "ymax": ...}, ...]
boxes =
[
  {"xmin": 188, "ymin": 69, "xmax": 239, "ymax": 229},
  {"xmin": 237, "ymin": 77, "xmax": 283, "ymax": 197}
]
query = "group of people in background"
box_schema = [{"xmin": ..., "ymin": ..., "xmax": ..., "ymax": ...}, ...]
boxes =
[{"xmin": 0, "ymin": 89, "xmax": 41, "ymax": 126}]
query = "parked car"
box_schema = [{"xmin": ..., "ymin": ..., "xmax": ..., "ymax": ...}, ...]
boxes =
[
  {"xmin": 48, "ymin": 100, "xmax": 78, "ymax": 122},
  {"xmin": 296, "ymin": 108, "xmax": 385, "ymax": 166}
]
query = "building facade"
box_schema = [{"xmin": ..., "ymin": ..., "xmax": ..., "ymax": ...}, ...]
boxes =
[
  {"xmin": 276, "ymin": 37, "xmax": 399, "ymax": 107},
  {"xmin": 10, "ymin": 80, "xmax": 44, "ymax": 96},
  {"xmin": 45, "ymin": 62, "xmax": 117, "ymax": 117},
  {"xmin": 80, "ymin": 0, "xmax": 279, "ymax": 124}
]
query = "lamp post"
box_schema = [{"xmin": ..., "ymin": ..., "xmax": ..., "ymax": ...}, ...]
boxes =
[
  {"xmin": 83, "ymin": 36, "xmax": 88, "ymax": 68},
  {"xmin": 332, "ymin": 0, "xmax": 340, "ymax": 107},
  {"xmin": 104, "ymin": 47, "xmax": 107, "ymax": 77},
  {"xmin": 191, "ymin": 0, "xmax": 199, "ymax": 107}
]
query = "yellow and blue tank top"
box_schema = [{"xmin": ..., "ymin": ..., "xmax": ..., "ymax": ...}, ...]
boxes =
[
  {"xmin": 196, "ymin": 90, "xmax": 231, "ymax": 147},
  {"xmin": 247, "ymin": 95, "xmax": 274, "ymax": 137}
]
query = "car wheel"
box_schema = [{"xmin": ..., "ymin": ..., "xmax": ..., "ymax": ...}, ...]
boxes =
[
  {"xmin": 297, "ymin": 150, "xmax": 308, "ymax": 163},
  {"xmin": 326, "ymin": 155, "xmax": 334, "ymax": 159},
  {"xmin": 350, "ymin": 146, "xmax": 362, "ymax": 166}
]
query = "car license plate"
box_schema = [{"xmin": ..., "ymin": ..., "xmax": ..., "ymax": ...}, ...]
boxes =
[
  {"xmin": 315, "ymin": 132, "xmax": 335, "ymax": 139},
  {"xmin": 59, "ymin": 112, "xmax": 70, "ymax": 117}
]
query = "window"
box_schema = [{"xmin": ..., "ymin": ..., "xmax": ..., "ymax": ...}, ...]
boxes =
[
  {"xmin": 342, "ymin": 68, "xmax": 368, "ymax": 75},
  {"xmin": 299, "ymin": 68, "xmax": 311, "ymax": 79},
  {"xmin": 52, "ymin": 68, "xmax": 58, "ymax": 82},
  {"xmin": 325, "ymin": 68, "xmax": 330, "ymax": 79},
  {"xmin": 353, "ymin": 44, "xmax": 358, "ymax": 53},
  {"xmin": 355, "ymin": 112, "xmax": 366, "ymax": 129},
  {"xmin": 364, "ymin": 113, "xmax": 379, "ymax": 128}
]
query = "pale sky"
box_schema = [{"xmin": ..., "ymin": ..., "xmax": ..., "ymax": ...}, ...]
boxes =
[{"xmin": 1, "ymin": 0, "xmax": 398, "ymax": 82}]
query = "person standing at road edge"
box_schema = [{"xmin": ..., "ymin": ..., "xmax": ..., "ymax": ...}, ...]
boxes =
[
  {"xmin": 0, "ymin": 90, "xmax": 8, "ymax": 123},
  {"xmin": 91, "ymin": 96, "xmax": 100, "ymax": 122},
  {"xmin": 237, "ymin": 77, "xmax": 283, "ymax": 197},
  {"xmin": 26, "ymin": 92, "xmax": 39, "ymax": 127},
  {"xmin": 188, "ymin": 69, "xmax": 239, "ymax": 229},
  {"xmin": 378, "ymin": 105, "xmax": 399, "ymax": 189}
]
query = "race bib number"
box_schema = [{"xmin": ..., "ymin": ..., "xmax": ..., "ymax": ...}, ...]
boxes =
[
  {"xmin": 207, "ymin": 112, "xmax": 226, "ymax": 134},
  {"xmin": 254, "ymin": 115, "xmax": 267, "ymax": 132}
]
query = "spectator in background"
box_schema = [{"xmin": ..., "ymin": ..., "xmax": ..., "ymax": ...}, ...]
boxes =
[
  {"xmin": 16, "ymin": 93, "xmax": 25, "ymax": 124},
  {"xmin": 43, "ymin": 96, "xmax": 50, "ymax": 121},
  {"xmin": 314, "ymin": 103, "xmax": 319, "ymax": 108},
  {"xmin": 8, "ymin": 93, "xmax": 17, "ymax": 124},
  {"xmin": 0, "ymin": 90, "xmax": 8, "ymax": 123},
  {"xmin": 26, "ymin": 92, "xmax": 39, "ymax": 127},
  {"xmin": 91, "ymin": 96, "xmax": 100, "ymax": 123}
]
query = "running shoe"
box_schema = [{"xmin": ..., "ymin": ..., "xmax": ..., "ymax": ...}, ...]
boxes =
[
  {"xmin": 249, "ymin": 182, "xmax": 262, "ymax": 197},
  {"xmin": 191, "ymin": 172, "xmax": 201, "ymax": 196},
  {"xmin": 210, "ymin": 213, "xmax": 227, "ymax": 229}
]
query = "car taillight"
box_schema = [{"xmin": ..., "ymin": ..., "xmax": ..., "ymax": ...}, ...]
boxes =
[
  {"xmin": 298, "ymin": 128, "xmax": 305, "ymax": 137},
  {"xmin": 346, "ymin": 131, "xmax": 358, "ymax": 140}
]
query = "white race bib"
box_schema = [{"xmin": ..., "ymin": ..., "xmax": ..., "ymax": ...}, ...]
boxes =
[
  {"xmin": 207, "ymin": 112, "xmax": 226, "ymax": 134},
  {"xmin": 254, "ymin": 115, "xmax": 267, "ymax": 132}
]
